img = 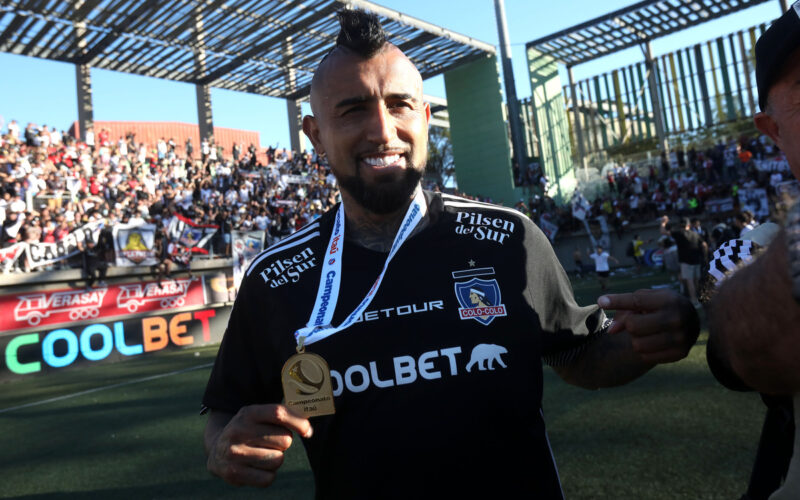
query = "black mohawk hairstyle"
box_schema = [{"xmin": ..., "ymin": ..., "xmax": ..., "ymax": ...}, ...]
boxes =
[{"xmin": 335, "ymin": 9, "xmax": 387, "ymax": 57}]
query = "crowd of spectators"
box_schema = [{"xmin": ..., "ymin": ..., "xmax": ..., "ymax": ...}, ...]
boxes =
[
  {"xmin": 509, "ymin": 133, "xmax": 794, "ymax": 247},
  {"xmin": 0, "ymin": 119, "xmax": 346, "ymax": 273},
  {"xmin": 2, "ymin": 118, "xmax": 794, "ymax": 276}
]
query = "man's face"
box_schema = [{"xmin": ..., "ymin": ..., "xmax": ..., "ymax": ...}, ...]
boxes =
[
  {"xmin": 756, "ymin": 47, "xmax": 800, "ymax": 180},
  {"xmin": 303, "ymin": 45, "xmax": 431, "ymax": 214}
]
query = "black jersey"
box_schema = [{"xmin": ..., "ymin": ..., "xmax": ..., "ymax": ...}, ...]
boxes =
[{"xmin": 203, "ymin": 191, "xmax": 607, "ymax": 499}]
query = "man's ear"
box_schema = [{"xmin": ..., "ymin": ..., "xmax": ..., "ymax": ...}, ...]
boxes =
[
  {"xmin": 754, "ymin": 111, "xmax": 780, "ymax": 146},
  {"xmin": 302, "ymin": 116, "xmax": 324, "ymax": 154}
]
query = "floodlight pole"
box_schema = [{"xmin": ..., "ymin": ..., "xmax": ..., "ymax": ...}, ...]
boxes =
[
  {"xmin": 779, "ymin": 0, "xmax": 789, "ymax": 12},
  {"xmin": 494, "ymin": 0, "xmax": 528, "ymax": 181}
]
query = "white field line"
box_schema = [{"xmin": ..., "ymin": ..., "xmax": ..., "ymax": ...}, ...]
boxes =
[{"xmin": 0, "ymin": 362, "xmax": 214, "ymax": 414}]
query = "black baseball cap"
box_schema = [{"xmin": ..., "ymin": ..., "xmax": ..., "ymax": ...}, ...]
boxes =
[{"xmin": 756, "ymin": 1, "xmax": 800, "ymax": 111}]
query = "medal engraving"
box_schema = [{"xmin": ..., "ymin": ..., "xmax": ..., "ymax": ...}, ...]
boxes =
[{"xmin": 281, "ymin": 351, "xmax": 335, "ymax": 417}]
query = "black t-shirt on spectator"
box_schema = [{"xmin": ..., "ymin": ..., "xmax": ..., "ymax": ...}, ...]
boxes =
[{"xmin": 670, "ymin": 228, "xmax": 704, "ymax": 265}]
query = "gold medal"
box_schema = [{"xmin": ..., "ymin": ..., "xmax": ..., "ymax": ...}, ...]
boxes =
[{"xmin": 281, "ymin": 342, "xmax": 335, "ymax": 418}]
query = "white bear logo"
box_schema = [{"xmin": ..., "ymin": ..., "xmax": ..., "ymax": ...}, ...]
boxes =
[{"xmin": 466, "ymin": 344, "xmax": 508, "ymax": 372}]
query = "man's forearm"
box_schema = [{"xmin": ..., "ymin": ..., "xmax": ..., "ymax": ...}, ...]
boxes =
[
  {"xmin": 552, "ymin": 332, "xmax": 654, "ymax": 390},
  {"xmin": 708, "ymin": 230, "xmax": 800, "ymax": 394}
]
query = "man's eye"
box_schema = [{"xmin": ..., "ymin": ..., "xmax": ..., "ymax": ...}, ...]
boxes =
[{"xmin": 341, "ymin": 106, "xmax": 365, "ymax": 116}]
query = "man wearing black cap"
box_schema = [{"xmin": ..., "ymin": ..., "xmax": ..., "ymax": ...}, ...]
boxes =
[{"xmin": 706, "ymin": 3, "xmax": 800, "ymax": 499}]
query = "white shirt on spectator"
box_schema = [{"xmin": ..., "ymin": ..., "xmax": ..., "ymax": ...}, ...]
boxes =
[
  {"xmin": 225, "ymin": 189, "xmax": 238, "ymax": 205},
  {"xmin": 255, "ymin": 214, "xmax": 269, "ymax": 230},
  {"xmin": 589, "ymin": 251, "xmax": 611, "ymax": 272},
  {"xmin": 8, "ymin": 121, "xmax": 19, "ymax": 139}
]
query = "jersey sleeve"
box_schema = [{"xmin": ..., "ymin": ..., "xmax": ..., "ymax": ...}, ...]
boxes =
[
  {"xmin": 521, "ymin": 218, "xmax": 608, "ymax": 366},
  {"xmin": 201, "ymin": 274, "xmax": 284, "ymax": 414}
]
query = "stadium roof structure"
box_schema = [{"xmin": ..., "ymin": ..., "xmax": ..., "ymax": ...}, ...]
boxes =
[
  {"xmin": 526, "ymin": 0, "xmax": 773, "ymax": 67},
  {"xmin": 0, "ymin": 0, "xmax": 496, "ymax": 100}
]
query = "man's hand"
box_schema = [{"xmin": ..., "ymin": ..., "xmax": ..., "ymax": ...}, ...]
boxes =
[
  {"xmin": 599, "ymin": 289, "xmax": 700, "ymax": 364},
  {"xmin": 205, "ymin": 404, "xmax": 313, "ymax": 488}
]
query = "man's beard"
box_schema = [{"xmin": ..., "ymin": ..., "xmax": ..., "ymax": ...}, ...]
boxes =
[{"xmin": 337, "ymin": 161, "xmax": 423, "ymax": 215}]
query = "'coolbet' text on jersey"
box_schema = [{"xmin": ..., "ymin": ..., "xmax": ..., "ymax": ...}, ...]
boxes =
[{"xmin": 203, "ymin": 191, "xmax": 608, "ymax": 499}]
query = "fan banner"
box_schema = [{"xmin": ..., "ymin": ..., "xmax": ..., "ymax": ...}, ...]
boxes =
[
  {"xmin": 113, "ymin": 222, "xmax": 159, "ymax": 266},
  {"xmin": 232, "ymin": 230, "xmax": 265, "ymax": 291},
  {"xmin": 24, "ymin": 221, "xmax": 103, "ymax": 269}
]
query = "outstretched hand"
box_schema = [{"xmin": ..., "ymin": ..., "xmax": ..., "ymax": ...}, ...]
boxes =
[{"xmin": 598, "ymin": 289, "xmax": 700, "ymax": 365}]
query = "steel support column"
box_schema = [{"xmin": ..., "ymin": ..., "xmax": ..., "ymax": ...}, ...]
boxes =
[
  {"xmin": 694, "ymin": 44, "xmax": 714, "ymax": 126},
  {"xmin": 567, "ymin": 66, "xmax": 587, "ymax": 175},
  {"xmin": 644, "ymin": 41, "xmax": 668, "ymax": 155},
  {"xmin": 195, "ymin": 84, "xmax": 214, "ymax": 143},
  {"xmin": 74, "ymin": 13, "xmax": 93, "ymax": 142},
  {"xmin": 285, "ymin": 37, "xmax": 305, "ymax": 154},
  {"xmin": 494, "ymin": 0, "xmax": 527, "ymax": 177},
  {"xmin": 287, "ymin": 99, "xmax": 304, "ymax": 154},
  {"xmin": 75, "ymin": 63, "xmax": 94, "ymax": 142},
  {"xmin": 194, "ymin": 10, "xmax": 214, "ymax": 143}
]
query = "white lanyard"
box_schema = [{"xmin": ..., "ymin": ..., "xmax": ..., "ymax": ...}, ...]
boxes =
[{"xmin": 295, "ymin": 189, "xmax": 427, "ymax": 347}]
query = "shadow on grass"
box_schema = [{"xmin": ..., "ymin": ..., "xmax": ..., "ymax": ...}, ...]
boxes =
[
  {"xmin": 1, "ymin": 473, "xmax": 314, "ymax": 500},
  {"xmin": 541, "ymin": 349, "xmax": 765, "ymax": 500}
]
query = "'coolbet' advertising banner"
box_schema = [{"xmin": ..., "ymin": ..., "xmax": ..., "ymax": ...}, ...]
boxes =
[
  {"xmin": 0, "ymin": 271, "xmax": 237, "ymax": 380},
  {"xmin": 2, "ymin": 307, "xmax": 228, "ymax": 378}
]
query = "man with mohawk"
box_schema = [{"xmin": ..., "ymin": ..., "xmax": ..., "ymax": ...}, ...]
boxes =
[{"xmin": 202, "ymin": 9, "xmax": 699, "ymax": 498}]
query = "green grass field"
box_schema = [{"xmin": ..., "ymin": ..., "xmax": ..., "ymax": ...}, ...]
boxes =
[{"xmin": 0, "ymin": 268, "xmax": 766, "ymax": 499}]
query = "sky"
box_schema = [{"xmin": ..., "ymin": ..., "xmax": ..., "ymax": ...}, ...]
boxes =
[{"xmin": 0, "ymin": 0, "xmax": 786, "ymax": 149}]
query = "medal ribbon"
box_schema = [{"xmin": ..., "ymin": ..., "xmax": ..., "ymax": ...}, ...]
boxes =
[{"xmin": 295, "ymin": 189, "xmax": 427, "ymax": 347}]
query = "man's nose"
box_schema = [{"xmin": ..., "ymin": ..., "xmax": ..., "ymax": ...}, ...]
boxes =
[{"xmin": 364, "ymin": 104, "xmax": 395, "ymax": 144}]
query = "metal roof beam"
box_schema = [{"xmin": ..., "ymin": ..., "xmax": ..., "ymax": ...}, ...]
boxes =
[
  {"xmin": 76, "ymin": 0, "xmax": 164, "ymax": 65},
  {"xmin": 338, "ymin": 0, "xmax": 495, "ymax": 54},
  {"xmin": 197, "ymin": 3, "xmax": 338, "ymax": 85},
  {"xmin": 0, "ymin": 14, "xmax": 27, "ymax": 50},
  {"xmin": 527, "ymin": 0, "xmax": 771, "ymax": 66}
]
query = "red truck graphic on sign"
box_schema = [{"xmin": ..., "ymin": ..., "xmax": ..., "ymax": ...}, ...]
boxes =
[
  {"xmin": 116, "ymin": 278, "xmax": 195, "ymax": 313},
  {"xmin": 1, "ymin": 277, "xmax": 207, "ymax": 333},
  {"xmin": 15, "ymin": 289, "xmax": 108, "ymax": 326}
]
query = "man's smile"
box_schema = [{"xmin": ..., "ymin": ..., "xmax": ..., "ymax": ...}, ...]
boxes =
[{"xmin": 359, "ymin": 152, "xmax": 407, "ymax": 170}]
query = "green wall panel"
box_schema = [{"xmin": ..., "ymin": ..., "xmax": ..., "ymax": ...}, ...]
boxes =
[
  {"xmin": 443, "ymin": 55, "xmax": 517, "ymax": 205},
  {"xmin": 528, "ymin": 47, "xmax": 573, "ymax": 202}
]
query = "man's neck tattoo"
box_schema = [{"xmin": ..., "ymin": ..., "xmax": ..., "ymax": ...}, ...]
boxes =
[{"xmin": 345, "ymin": 211, "xmax": 428, "ymax": 253}]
